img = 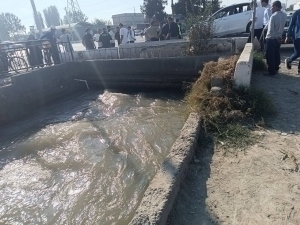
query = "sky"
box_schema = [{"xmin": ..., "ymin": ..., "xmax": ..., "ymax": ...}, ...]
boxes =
[{"xmin": 1, "ymin": 0, "xmax": 297, "ymax": 30}]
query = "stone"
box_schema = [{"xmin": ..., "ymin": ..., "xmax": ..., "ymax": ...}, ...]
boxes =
[
  {"xmin": 211, "ymin": 76, "xmax": 225, "ymax": 88},
  {"xmin": 210, "ymin": 87, "xmax": 224, "ymax": 96}
]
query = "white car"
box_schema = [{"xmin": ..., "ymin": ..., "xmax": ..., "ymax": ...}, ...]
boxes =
[{"xmin": 212, "ymin": 3, "xmax": 253, "ymax": 37}]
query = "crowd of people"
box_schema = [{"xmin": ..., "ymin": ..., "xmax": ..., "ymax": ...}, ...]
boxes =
[{"xmin": 248, "ymin": 0, "xmax": 293, "ymax": 76}]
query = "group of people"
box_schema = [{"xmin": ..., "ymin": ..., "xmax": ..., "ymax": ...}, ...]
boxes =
[
  {"xmin": 142, "ymin": 17, "xmax": 183, "ymax": 42},
  {"xmin": 249, "ymin": 0, "xmax": 300, "ymax": 76},
  {"xmin": 82, "ymin": 25, "xmax": 137, "ymax": 50}
]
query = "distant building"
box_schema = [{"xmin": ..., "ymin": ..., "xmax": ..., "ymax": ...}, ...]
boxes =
[{"xmin": 112, "ymin": 13, "xmax": 145, "ymax": 26}]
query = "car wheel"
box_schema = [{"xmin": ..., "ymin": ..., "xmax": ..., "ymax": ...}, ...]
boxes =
[{"xmin": 246, "ymin": 22, "xmax": 252, "ymax": 33}]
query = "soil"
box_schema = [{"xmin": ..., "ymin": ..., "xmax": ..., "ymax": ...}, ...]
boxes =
[{"xmin": 168, "ymin": 49, "xmax": 300, "ymax": 225}]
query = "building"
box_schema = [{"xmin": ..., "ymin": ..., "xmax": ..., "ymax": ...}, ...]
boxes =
[{"xmin": 112, "ymin": 13, "xmax": 145, "ymax": 26}]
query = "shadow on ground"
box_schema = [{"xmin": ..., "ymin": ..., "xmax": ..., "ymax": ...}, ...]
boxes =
[{"xmin": 167, "ymin": 136, "xmax": 220, "ymax": 225}]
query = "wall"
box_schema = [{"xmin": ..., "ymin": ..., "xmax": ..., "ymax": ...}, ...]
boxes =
[
  {"xmin": 0, "ymin": 64, "xmax": 86, "ymax": 125},
  {"xmin": 76, "ymin": 56, "xmax": 219, "ymax": 89}
]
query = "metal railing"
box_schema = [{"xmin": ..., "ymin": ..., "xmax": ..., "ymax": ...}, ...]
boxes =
[{"xmin": 0, "ymin": 39, "xmax": 74, "ymax": 76}]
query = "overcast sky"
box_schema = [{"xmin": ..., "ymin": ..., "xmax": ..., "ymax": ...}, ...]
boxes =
[{"xmin": 2, "ymin": 0, "xmax": 296, "ymax": 30}]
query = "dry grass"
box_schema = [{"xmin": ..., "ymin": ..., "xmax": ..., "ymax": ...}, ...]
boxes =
[{"xmin": 185, "ymin": 56, "xmax": 275, "ymax": 148}]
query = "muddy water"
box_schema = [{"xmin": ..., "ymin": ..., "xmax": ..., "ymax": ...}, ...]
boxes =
[{"xmin": 0, "ymin": 90, "xmax": 186, "ymax": 225}]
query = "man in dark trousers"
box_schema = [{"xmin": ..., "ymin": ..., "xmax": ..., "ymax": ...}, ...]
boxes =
[
  {"xmin": 82, "ymin": 28, "xmax": 95, "ymax": 50},
  {"xmin": 247, "ymin": 1, "xmax": 265, "ymax": 51},
  {"xmin": 40, "ymin": 25, "xmax": 61, "ymax": 64},
  {"xmin": 99, "ymin": 28, "xmax": 112, "ymax": 48},
  {"xmin": 167, "ymin": 17, "xmax": 179, "ymax": 40},
  {"xmin": 160, "ymin": 22, "xmax": 169, "ymax": 40},
  {"xmin": 264, "ymin": 1, "xmax": 287, "ymax": 76},
  {"xmin": 285, "ymin": 9, "xmax": 300, "ymax": 74}
]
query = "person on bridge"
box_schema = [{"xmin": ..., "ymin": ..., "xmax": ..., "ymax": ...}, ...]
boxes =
[
  {"xmin": 40, "ymin": 25, "xmax": 61, "ymax": 65},
  {"xmin": 247, "ymin": 1, "xmax": 265, "ymax": 51},
  {"xmin": 119, "ymin": 23, "xmax": 129, "ymax": 45},
  {"xmin": 82, "ymin": 28, "xmax": 96, "ymax": 50},
  {"xmin": 128, "ymin": 26, "xmax": 136, "ymax": 43},
  {"xmin": 107, "ymin": 26, "xmax": 115, "ymax": 47},
  {"xmin": 167, "ymin": 17, "xmax": 180, "ymax": 40},
  {"xmin": 145, "ymin": 21, "xmax": 160, "ymax": 41},
  {"xmin": 115, "ymin": 27, "xmax": 121, "ymax": 46},
  {"xmin": 285, "ymin": 9, "xmax": 300, "ymax": 74},
  {"xmin": 99, "ymin": 28, "xmax": 112, "ymax": 48},
  {"xmin": 264, "ymin": 1, "xmax": 287, "ymax": 76}
]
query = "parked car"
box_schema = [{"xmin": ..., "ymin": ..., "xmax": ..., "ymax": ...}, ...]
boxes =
[
  {"xmin": 134, "ymin": 30, "xmax": 142, "ymax": 36},
  {"xmin": 211, "ymin": 3, "xmax": 253, "ymax": 37}
]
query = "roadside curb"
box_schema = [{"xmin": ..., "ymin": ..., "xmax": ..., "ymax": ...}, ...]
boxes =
[{"xmin": 129, "ymin": 113, "xmax": 202, "ymax": 225}]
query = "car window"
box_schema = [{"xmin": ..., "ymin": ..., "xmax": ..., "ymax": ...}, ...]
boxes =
[{"xmin": 214, "ymin": 7, "xmax": 231, "ymax": 19}]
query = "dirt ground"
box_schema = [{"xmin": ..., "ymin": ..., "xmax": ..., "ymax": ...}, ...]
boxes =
[{"xmin": 168, "ymin": 49, "xmax": 300, "ymax": 225}]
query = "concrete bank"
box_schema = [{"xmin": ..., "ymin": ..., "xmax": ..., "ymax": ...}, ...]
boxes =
[
  {"xmin": 76, "ymin": 56, "xmax": 219, "ymax": 89},
  {"xmin": 0, "ymin": 64, "xmax": 86, "ymax": 125},
  {"xmin": 129, "ymin": 113, "xmax": 202, "ymax": 225}
]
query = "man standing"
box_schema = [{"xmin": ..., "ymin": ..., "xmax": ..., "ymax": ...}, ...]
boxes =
[
  {"xmin": 114, "ymin": 27, "xmax": 121, "ymax": 46},
  {"xmin": 119, "ymin": 23, "xmax": 129, "ymax": 45},
  {"xmin": 99, "ymin": 28, "xmax": 112, "ymax": 48},
  {"xmin": 160, "ymin": 22, "xmax": 169, "ymax": 40},
  {"xmin": 107, "ymin": 26, "xmax": 115, "ymax": 47},
  {"xmin": 82, "ymin": 28, "xmax": 95, "ymax": 50},
  {"xmin": 145, "ymin": 21, "xmax": 160, "ymax": 41},
  {"xmin": 40, "ymin": 25, "xmax": 60, "ymax": 64},
  {"xmin": 261, "ymin": 0, "xmax": 272, "ymax": 51},
  {"xmin": 60, "ymin": 29, "xmax": 73, "ymax": 52},
  {"xmin": 167, "ymin": 17, "xmax": 180, "ymax": 40},
  {"xmin": 285, "ymin": 9, "xmax": 300, "ymax": 74},
  {"xmin": 128, "ymin": 26, "xmax": 136, "ymax": 43},
  {"xmin": 93, "ymin": 29, "xmax": 101, "ymax": 49},
  {"xmin": 265, "ymin": 1, "xmax": 287, "ymax": 76},
  {"xmin": 176, "ymin": 18, "xmax": 183, "ymax": 39},
  {"xmin": 142, "ymin": 24, "xmax": 150, "ymax": 42},
  {"xmin": 247, "ymin": 1, "xmax": 265, "ymax": 51}
]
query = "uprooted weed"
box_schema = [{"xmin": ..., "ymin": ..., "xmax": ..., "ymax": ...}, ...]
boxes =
[{"xmin": 186, "ymin": 56, "xmax": 275, "ymax": 150}]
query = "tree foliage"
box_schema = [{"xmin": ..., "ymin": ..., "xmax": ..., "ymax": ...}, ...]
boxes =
[
  {"xmin": 173, "ymin": 0, "xmax": 220, "ymax": 16},
  {"xmin": 141, "ymin": 0, "xmax": 167, "ymax": 22},
  {"xmin": 43, "ymin": 5, "xmax": 61, "ymax": 27},
  {"xmin": 63, "ymin": 11, "xmax": 88, "ymax": 24},
  {"xmin": 92, "ymin": 19, "xmax": 112, "ymax": 28},
  {"xmin": 0, "ymin": 13, "xmax": 25, "ymax": 40},
  {"xmin": 37, "ymin": 11, "xmax": 45, "ymax": 29}
]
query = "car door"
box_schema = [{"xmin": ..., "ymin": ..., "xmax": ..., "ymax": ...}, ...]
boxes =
[
  {"xmin": 226, "ymin": 3, "xmax": 252, "ymax": 35},
  {"xmin": 213, "ymin": 7, "xmax": 231, "ymax": 37}
]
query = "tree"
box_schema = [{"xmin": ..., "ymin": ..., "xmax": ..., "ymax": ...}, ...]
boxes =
[
  {"xmin": 37, "ymin": 11, "xmax": 45, "ymax": 29},
  {"xmin": 141, "ymin": 0, "xmax": 167, "ymax": 22},
  {"xmin": 43, "ymin": 5, "xmax": 61, "ymax": 27},
  {"xmin": 91, "ymin": 19, "xmax": 108, "ymax": 28},
  {"xmin": 63, "ymin": 11, "xmax": 88, "ymax": 24},
  {"xmin": 287, "ymin": 4, "xmax": 294, "ymax": 11},
  {"xmin": 0, "ymin": 13, "xmax": 25, "ymax": 40}
]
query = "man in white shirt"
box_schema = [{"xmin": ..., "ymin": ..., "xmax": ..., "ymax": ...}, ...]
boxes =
[
  {"xmin": 119, "ymin": 23, "xmax": 129, "ymax": 45},
  {"xmin": 265, "ymin": 1, "xmax": 287, "ymax": 76},
  {"xmin": 93, "ymin": 29, "xmax": 101, "ymax": 49},
  {"xmin": 261, "ymin": 0, "xmax": 272, "ymax": 52},
  {"xmin": 127, "ymin": 26, "xmax": 136, "ymax": 43},
  {"xmin": 107, "ymin": 26, "xmax": 115, "ymax": 47},
  {"xmin": 247, "ymin": 1, "xmax": 265, "ymax": 51}
]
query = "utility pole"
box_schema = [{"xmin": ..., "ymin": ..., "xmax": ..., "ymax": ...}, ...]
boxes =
[
  {"xmin": 171, "ymin": 0, "xmax": 174, "ymax": 18},
  {"xmin": 29, "ymin": 0, "xmax": 43, "ymax": 37},
  {"xmin": 251, "ymin": 0, "xmax": 256, "ymax": 43}
]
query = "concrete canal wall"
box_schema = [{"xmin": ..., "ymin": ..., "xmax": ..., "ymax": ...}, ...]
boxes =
[{"xmin": 0, "ymin": 55, "xmax": 218, "ymax": 125}]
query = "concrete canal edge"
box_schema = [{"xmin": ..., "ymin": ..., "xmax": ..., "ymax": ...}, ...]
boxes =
[{"xmin": 129, "ymin": 113, "xmax": 202, "ymax": 225}]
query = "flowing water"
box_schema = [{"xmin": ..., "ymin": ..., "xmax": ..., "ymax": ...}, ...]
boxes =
[{"xmin": 0, "ymin": 90, "xmax": 187, "ymax": 225}]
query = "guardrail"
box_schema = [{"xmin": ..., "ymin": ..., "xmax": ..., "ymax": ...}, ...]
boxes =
[{"xmin": 0, "ymin": 40, "xmax": 74, "ymax": 76}]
